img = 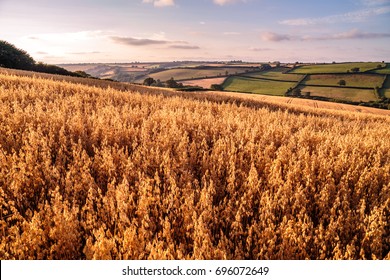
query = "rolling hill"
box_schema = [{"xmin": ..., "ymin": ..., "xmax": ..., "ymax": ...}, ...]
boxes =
[{"xmin": 1, "ymin": 69, "xmax": 389, "ymax": 260}]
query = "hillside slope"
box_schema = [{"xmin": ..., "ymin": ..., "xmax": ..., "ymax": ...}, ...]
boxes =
[
  {"xmin": 1, "ymin": 67, "xmax": 389, "ymax": 116},
  {"xmin": 1, "ymin": 71, "xmax": 389, "ymax": 260}
]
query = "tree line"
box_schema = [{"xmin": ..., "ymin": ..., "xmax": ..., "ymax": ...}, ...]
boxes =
[{"xmin": 0, "ymin": 40, "xmax": 86, "ymax": 77}]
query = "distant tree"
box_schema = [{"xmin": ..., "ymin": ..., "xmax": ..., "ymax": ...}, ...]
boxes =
[
  {"xmin": 351, "ymin": 67, "xmax": 360, "ymax": 73},
  {"xmin": 0, "ymin": 40, "xmax": 35, "ymax": 70},
  {"xmin": 34, "ymin": 62, "xmax": 79, "ymax": 76},
  {"xmin": 338, "ymin": 79, "xmax": 346, "ymax": 86},
  {"xmin": 211, "ymin": 84, "xmax": 223, "ymax": 91},
  {"xmin": 155, "ymin": 79, "xmax": 163, "ymax": 87},
  {"xmin": 225, "ymin": 70, "xmax": 229, "ymax": 76},
  {"xmin": 0, "ymin": 40, "xmax": 93, "ymax": 78},
  {"xmin": 260, "ymin": 64, "xmax": 272, "ymax": 71},
  {"xmin": 166, "ymin": 77, "xmax": 179, "ymax": 88},
  {"xmin": 143, "ymin": 77, "xmax": 156, "ymax": 86},
  {"xmin": 284, "ymin": 87, "xmax": 293, "ymax": 96},
  {"xmin": 292, "ymin": 88, "xmax": 301, "ymax": 97},
  {"xmin": 74, "ymin": 71, "xmax": 91, "ymax": 78},
  {"xmin": 285, "ymin": 87, "xmax": 302, "ymax": 97}
]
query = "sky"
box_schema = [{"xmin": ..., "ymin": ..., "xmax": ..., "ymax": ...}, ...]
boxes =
[{"xmin": 0, "ymin": 0, "xmax": 389, "ymax": 63}]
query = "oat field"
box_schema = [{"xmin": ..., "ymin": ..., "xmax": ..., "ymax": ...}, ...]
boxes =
[{"xmin": 0, "ymin": 72, "xmax": 389, "ymax": 260}]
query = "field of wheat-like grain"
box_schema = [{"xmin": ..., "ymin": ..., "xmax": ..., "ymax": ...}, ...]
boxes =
[{"xmin": 0, "ymin": 72, "xmax": 389, "ymax": 260}]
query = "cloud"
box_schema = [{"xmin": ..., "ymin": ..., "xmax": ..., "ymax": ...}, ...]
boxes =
[
  {"xmin": 142, "ymin": 0, "xmax": 248, "ymax": 7},
  {"xmin": 261, "ymin": 32, "xmax": 292, "ymax": 41},
  {"xmin": 361, "ymin": 0, "xmax": 390, "ymax": 6},
  {"xmin": 67, "ymin": 51, "xmax": 102, "ymax": 55},
  {"xmin": 169, "ymin": 45, "xmax": 200, "ymax": 49},
  {"xmin": 249, "ymin": 47, "xmax": 272, "ymax": 51},
  {"xmin": 261, "ymin": 29, "xmax": 390, "ymax": 42},
  {"xmin": 188, "ymin": 31, "xmax": 207, "ymax": 36},
  {"xmin": 111, "ymin": 36, "xmax": 199, "ymax": 50},
  {"xmin": 223, "ymin": 32, "xmax": 240, "ymax": 35},
  {"xmin": 26, "ymin": 31, "xmax": 106, "ymax": 43},
  {"xmin": 111, "ymin": 36, "xmax": 169, "ymax": 46},
  {"xmin": 279, "ymin": 6, "xmax": 390, "ymax": 25},
  {"xmin": 305, "ymin": 29, "xmax": 390, "ymax": 40},
  {"xmin": 142, "ymin": 0, "xmax": 175, "ymax": 7},
  {"xmin": 213, "ymin": 0, "xmax": 246, "ymax": 6}
]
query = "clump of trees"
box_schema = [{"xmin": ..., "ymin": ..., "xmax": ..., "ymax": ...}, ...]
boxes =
[
  {"xmin": 166, "ymin": 77, "xmax": 183, "ymax": 88},
  {"xmin": 338, "ymin": 79, "xmax": 346, "ymax": 86},
  {"xmin": 285, "ymin": 87, "xmax": 301, "ymax": 97},
  {"xmin": 211, "ymin": 84, "xmax": 224, "ymax": 91},
  {"xmin": 74, "ymin": 71, "xmax": 92, "ymax": 78},
  {"xmin": 143, "ymin": 77, "xmax": 183, "ymax": 88},
  {"xmin": 0, "ymin": 40, "xmax": 35, "ymax": 70},
  {"xmin": 143, "ymin": 77, "xmax": 155, "ymax": 86},
  {"xmin": 0, "ymin": 40, "xmax": 87, "ymax": 78},
  {"xmin": 259, "ymin": 63, "xmax": 272, "ymax": 71},
  {"xmin": 34, "ymin": 62, "xmax": 81, "ymax": 77}
]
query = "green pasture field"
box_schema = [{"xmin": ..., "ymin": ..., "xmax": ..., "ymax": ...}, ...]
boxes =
[
  {"xmin": 302, "ymin": 74, "xmax": 384, "ymax": 88},
  {"xmin": 222, "ymin": 76, "xmax": 296, "ymax": 95},
  {"xmin": 242, "ymin": 67, "xmax": 303, "ymax": 82},
  {"xmin": 299, "ymin": 86, "xmax": 377, "ymax": 102},
  {"xmin": 148, "ymin": 67, "xmax": 254, "ymax": 81},
  {"xmin": 370, "ymin": 64, "xmax": 390, "ymax": 74},
  {"xmin": 290, "ymin": 62, "xmax": 382, "ymax": 74}
]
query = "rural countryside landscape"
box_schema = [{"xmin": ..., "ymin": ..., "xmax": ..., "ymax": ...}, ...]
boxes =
[{"xmin": 0, "ymin": 0, "xmax": 389, "ymax": 261}]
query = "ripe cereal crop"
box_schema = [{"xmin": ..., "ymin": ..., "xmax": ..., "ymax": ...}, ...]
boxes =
[{"xmin": 0, "ymin": 72, "xmax": 389, "ymax": 260}]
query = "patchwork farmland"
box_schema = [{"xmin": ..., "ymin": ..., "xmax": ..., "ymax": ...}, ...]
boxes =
[
  {"xmin": 217, "ymin": 62, "xmax": 390, "ymax": 109},
  {"xmin": 60, "ymin": 61, "xmax": 390, "ymax": 110}
]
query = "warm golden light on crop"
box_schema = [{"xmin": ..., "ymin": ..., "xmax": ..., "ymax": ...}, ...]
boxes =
[{"xmin": 0, "ymin": 71, "xmax": 389, "ymax": 260}]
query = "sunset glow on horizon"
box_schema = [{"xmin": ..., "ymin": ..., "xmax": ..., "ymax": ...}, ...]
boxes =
[{"xmin": 1, "ymin": 0, "xmax": 389, "ymax": 63}]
